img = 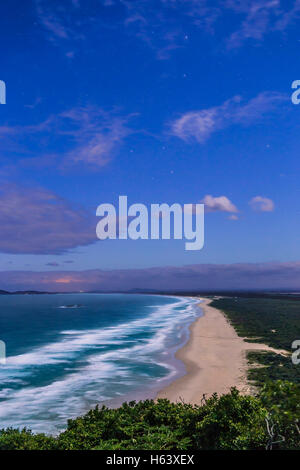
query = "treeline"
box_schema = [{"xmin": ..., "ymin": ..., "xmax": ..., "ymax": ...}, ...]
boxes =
[{"xmin": 0, "ymin": 381, "xmax": 299, "ymax": 450}]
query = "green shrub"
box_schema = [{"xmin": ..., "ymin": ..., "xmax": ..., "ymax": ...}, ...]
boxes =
[
  {"xmin": 0, "ymin": 428, "xmax": 56, "ymax": 450},
  {"xmin": 0, "ymin": 381, "xmax": 299, "ymax": 450},
  {"xmin": 259, "ymin": 380, "xmax": 300, "ymax": 449}
]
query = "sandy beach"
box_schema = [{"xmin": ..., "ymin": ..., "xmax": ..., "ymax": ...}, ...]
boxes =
[{"xmin": 157, "ymin": 298, "xmax": 287, "ymax": 404}]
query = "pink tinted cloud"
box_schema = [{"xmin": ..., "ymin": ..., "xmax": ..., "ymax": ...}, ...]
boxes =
[{"xmin": 1, "ymin": 262, "xmax": 300, "ymax": 291}]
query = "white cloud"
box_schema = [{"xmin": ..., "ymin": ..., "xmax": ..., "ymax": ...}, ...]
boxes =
[
  {"xmin": 201, "ymin": 195, "xmax": 238, "ymax": 213},
  {"xmin": 169, "ymin": 106, "xmax": 222, "ymax": 143},
  {"xmin": 249, "ymin": 196, "xmax": 275, "ymax": 212}
]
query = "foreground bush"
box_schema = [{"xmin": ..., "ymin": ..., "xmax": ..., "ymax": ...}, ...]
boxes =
[
  {"xmin": 0, "ymin": 381, "xmax": 299, "ymax": 450},
  {"xmin": 0, "ymin": 428, "xmax": 56, "ymax": 450}
]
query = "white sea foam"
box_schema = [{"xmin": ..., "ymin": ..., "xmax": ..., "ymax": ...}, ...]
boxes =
[{"xmin": 0, "ymin": 296, "xmax": 202, "ymax": 433}]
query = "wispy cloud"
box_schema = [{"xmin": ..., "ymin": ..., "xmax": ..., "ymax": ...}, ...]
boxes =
[
  {"xmin": 226, "ymin": 0, "xmax": 300, "ymax": 49},
  {"xmin": 35, "ymin": 0, "xmax": 86, "ymax": 43},
  {"xmin": 0, "ymin": 107, "xmax": 135, "ymax": 171},
  {"xmin": 34, "ymin": 1, "xmax": 300, "ymax": 56},
  {"xmin": 226, "ymin": 0, "xmax": 281, "ymax": 49},
  {"xmin": 249, "ymin": 196, "xmax": 275, "ymax": 212},
  {"xmin": 126, "ymin": 0, "xmax": 300, "ymax": 54},
  {"xmin": 169, "ymin": 92, "xmax": 287, "ymax": 143},
  {"xmin": 35, "ymin": 0, "xmax": 70, "ymax": 41},
  {"xmin": 275, "ymin": 0, "xmax": 300, "ymax": 31},
  {"xmin": 109, "ymin": 0, "xmax": 218, "ymax": 59},
  {"xmin": 0, "ymin": 184, "xmax": 96, "ymax": 254},
  {"xmin": 57, "ymin": 107, "xmax": 135, "ymax": 170}
]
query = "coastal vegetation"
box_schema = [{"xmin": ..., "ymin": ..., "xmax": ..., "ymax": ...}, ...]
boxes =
[
  {"xmin": 210, "ymin": 297, "xmax": 300, "ymax": 350},
  {"xmin": 0, "ymin": 380, "xmax": 299, "ymax": 450},
  {"xmin": 247, "ymin": 351, "xmax": 300, "ymax": 386},
  {"xmin": 211, "ymin": 297, "xmax": 300, "ymax": 385}
]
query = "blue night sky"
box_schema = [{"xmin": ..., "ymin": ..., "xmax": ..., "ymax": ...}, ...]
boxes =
[{"xmin": 1, "ymin": 0, "xmax": 300, "ymax": 290}]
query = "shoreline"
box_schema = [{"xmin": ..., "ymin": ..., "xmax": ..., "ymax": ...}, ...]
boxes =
[{"xmin": 157, "ymin": 297, "xmax": 287, "ymax": 404}]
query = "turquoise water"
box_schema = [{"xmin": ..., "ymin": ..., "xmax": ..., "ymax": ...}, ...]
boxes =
[{"xmin": 0, "ymin": 294, "xmax": 201, "ymax": 433}]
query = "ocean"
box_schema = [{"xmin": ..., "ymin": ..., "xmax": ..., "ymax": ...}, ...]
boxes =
[{"xmin": 0, "ymin": 294, "xmax": 201, "ymax": 434}]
